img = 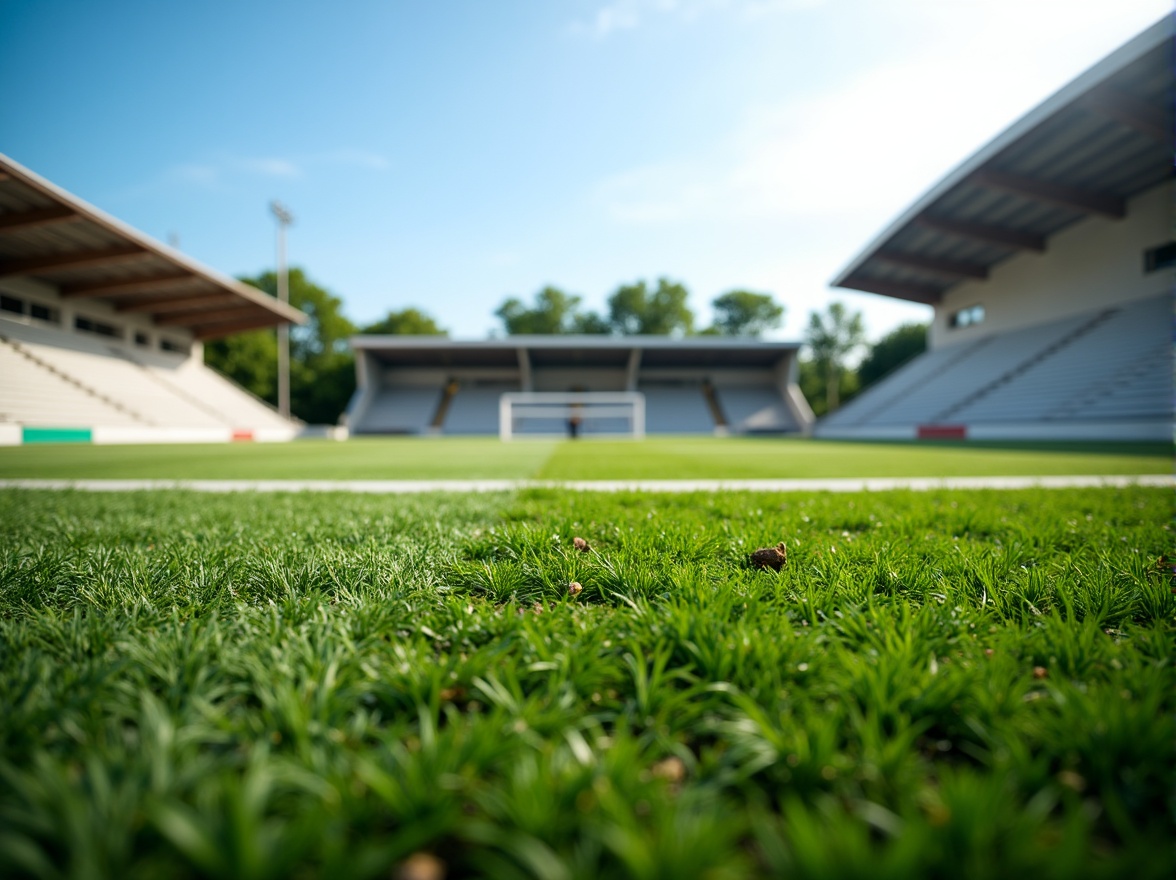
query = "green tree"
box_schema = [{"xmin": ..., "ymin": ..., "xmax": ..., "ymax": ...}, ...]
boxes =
[
  {"xmin": 858, "ymin": 322, "xmax": 927, "ymax": 389},
  {"xmin": 205, "ymin": 268, "xmax": 357, "ymax": 424},
  {"xmin": 495, "ymin": 286, "xmax": 599, "ymax": 335},
  {"xmin": 571, "ymin": 310, "xmax": 611, "ymax": 335},
  {"xmin": 708, "ymin": 290, "xmax": 784, "ymax": 337},
  {"xmin": 607, "ymin": 278, "xmax": 694, "ymax": 336},
  {"xmin": 798, "ymin": 356, "xmax": 859, "ymax": 418},
  {"xmin": 203, "ymin": 326, "xmax": 276, "ymax": 402},
  {"xmin": 804, "ymin": 301, "xmax": 865, "ymax": 413},
  {"xmin": 363, "ymin": 307, "xmax": 447, "ymax": 336}
]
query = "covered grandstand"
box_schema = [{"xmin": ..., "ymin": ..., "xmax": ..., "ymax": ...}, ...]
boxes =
[
  {"xmin": 820, "ymin": 16, "xmax": 1173, "ymax": 441},
  {"xmin": 345, "ymin": 336, "xmax": 814, "ymax": 436},
  {"xmin": 0, "ymin": 153, "xmax": 305, "ymax": 444}
]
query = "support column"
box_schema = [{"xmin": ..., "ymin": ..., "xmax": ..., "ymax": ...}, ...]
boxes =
[
  {"xmin": 625, "ymin": 348, "xmax": 642, "ymax": 391},
  {"xmin": 517, "ymin": 347, "xmax": 533, "ymax": 391}
]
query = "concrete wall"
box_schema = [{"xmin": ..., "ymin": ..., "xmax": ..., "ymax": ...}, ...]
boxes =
[
  {"xmin": 0, "ymin": 425, "xmax": 299, "ymax": 446},
  {"xmin": 533, "ymin": 368, "xmax": 628, "ymax": 391},
  {"xmin": 930, "ymin": 181, "xmax": 1172, "ymax": 350}
]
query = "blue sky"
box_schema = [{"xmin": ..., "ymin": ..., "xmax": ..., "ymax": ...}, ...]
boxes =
[{"xmin": 1, "ymin": 0, "xmax": 1169, "ymax": 341}]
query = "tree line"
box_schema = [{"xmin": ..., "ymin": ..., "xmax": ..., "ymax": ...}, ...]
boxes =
[
  {"xmin": 493, "ymin": 280, "xmax": 784, "ymax": 338},
  {"xmin": 205, "ymin": 268, "xmax": 926, "ymax": 424}
]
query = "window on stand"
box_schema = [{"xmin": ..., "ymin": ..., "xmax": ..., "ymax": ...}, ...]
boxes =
[{"xmin": 949, "ymin": 304, "xmax": 985, "ymax": 329}]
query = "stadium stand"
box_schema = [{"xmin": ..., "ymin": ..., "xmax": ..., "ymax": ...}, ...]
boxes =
[
  {"xmin": 715, "ymin": 386, "xmax": 802, "ymax": 433},
  {"xmin": 821, "ymin": 17, "xmax": 1174, "ymax": 441},
  {"xmin": 1, "ymin": 333, "xmax": 140, "ymax": 427},
  {"xmin": 1, "ymin": 318, "xmax": 294, "ymax": 434},
  {"xmin": 347, "ymin": 337, "xmax": 813, "ymax": 436},
  {"xmin": 823, "ymin": 295, "xmax": 1171, "ymax": 434},
  {"xmin": 353, "ymin": 387, "xmax": 442, "ymax": 434},
  {"xmin": 443, "ymin": 384, "xmax": 517, "ymax": 435},
  {"xmin": 0, "ymin": 153, "xmax": 304, "ymax": 444},
  {"xmin": 638, "ymin": 383, "xmax": 715, "ymax": 434},
  {"xmin": 948, "ymin": 295, "xmax": 1169, "ymax": 425}
]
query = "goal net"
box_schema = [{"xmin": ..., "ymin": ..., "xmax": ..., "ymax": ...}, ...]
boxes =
[{"xmin": 499, "ymin": 392, "xmax": 645, "ymax": 441}]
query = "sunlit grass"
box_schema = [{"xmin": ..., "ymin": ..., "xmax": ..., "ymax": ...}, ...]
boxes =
[
  {"xmin": 536, "ymin": 437, "xmax": 1172, "ymax": 479},
  {"xmin": 1, "ymin": 486, "xmax": 1172, "ymax": 878},
  {"xmin": 0, "ymin": 437, "xmax": 559, "ymax": 480},
  {"xmin": 0, "ymin": 436, "xmax": 1168, "ymax": 480}
]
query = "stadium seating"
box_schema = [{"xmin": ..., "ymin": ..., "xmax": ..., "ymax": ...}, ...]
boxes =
[
  {"xmin": 0, "ymin": 318, "xmax": 293, "ymax": 432},
  {"xmin": 351, "ymin": 387, "xmax": 441, "ymax": 434},
  {"xmin": 638, "ymin": 384, "xmax": 716, "ymax": 434},
  {"xmin": 949, "ymin": 296, "xmax": 1170, "ymax": 424},
  {"xmin": 715, "ymin": 386, "xmax": 799, "ymax": 433},
  {"xmin": 140, "ymin": 357, "xmax": 294, "ymax": 430},
  {"xmin": 0, "ymin": 335, "xmax": 141, "ymax": 426},
  {"xmin": 819, "ymin": 294, "xmax": 1172, "ymax": 434},
  {"xmin": 443, "ymin": 384, "xmax": 516, "ymax": 434},
  {"xmin": 346, "ymin": 380, "xmax": 797, "ymax": 436}
]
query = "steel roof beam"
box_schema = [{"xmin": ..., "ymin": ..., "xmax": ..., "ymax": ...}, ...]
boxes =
[
  {"xmin": 0, "ymin": 206, "xmax": 80, "ymax": 234},
  {"xmin": 0, "ymin": 246, "xmax": 151, "ymax": 277},
  {"xmin": 193, "ymin": 314, "xmax": 287, "ymax": 340},
  {"xmin": 154, "ymin": 306, "xmax": 256, "ymax": 327},
  {"xmin": 62, "ymin": 273, "xmax": 195, "ymax": 298},
  {"xmin": 913, "ymin": 215, "xmax": 1047, "ymax": 252},
  {"xmin": 840, "ymin": 277, "xmax": 943, "ymax": 304},
  {"xmin": 1081, "ymin": 87, "xmax": 1172, "ymax": 142},
  {"xmin": 118, "ymin": 292, "xmax": 237, "ymax": 313},
  {"xmin": 874, "ymin": 250, "xmax": 989, "ymax": 279},
  {"xmin": 972, "ymin": 169, "xmax": 1126, "ymax": 218}
]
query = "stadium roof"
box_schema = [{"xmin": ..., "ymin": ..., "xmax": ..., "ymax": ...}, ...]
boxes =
[
  {"xmin": 352, "ymin": 335, "xmax": 801, "ymax": 369},
  {"xmin": 831, "ymin": 15, "xmax": 1174, "ymax": 305},
  {"xmin": 0, "ymin": 153, "xmax": 305, "ymax": 340}
]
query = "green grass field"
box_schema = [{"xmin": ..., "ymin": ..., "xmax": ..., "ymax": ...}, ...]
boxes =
[
  {"xmin": 1, "ymin": 485, "xmax": 1172, "ymax": 878},
  {"xmin": 0, "ymin": 436, "xmax": 1170, "ymax": 480}
]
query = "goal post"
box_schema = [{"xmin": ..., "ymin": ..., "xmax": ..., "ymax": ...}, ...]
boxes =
[{"xmin": 499, "ymin": 391, "xmax": 645, "ymax": 441}]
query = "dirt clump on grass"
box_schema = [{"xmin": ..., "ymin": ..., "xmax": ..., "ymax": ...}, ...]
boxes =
[
  {"xmin": 396, "ymin": 852, "xmax": 445, "ymax": 880},
  {"xmin": 750, "ymin": 542, "xmax": 788, "ymax": 571}
]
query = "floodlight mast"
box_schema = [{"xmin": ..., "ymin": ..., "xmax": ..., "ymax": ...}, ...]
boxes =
[{"xmin": 270, "ymin": 201, "xmax": 294, "ymax": 419}]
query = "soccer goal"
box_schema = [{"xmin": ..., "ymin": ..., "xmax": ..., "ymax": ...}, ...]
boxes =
[{"xmin": 499, "ymin": 391, "xmax": 645, "ymax": 441}]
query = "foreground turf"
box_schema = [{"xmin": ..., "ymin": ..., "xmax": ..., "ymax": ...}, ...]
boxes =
[
  {"xmin": 0, "ymin": 487, "xmax": 1172, "ymax": 878},
  {"xmin": 0, "ymin": 436, "xmax": 1169, "ymax": 481}
]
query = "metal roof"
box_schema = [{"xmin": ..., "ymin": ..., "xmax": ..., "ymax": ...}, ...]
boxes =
[
  {"xmin": 0, "ymin": 154, "xmax": 305, "ymax": 339},
  {"xmin": 353, "ymin": 335, "xmax": 800, "ymax": 369},
  {"xmin": 831, "ymin": 15, "xmax": 1175, "ymax": 304}
]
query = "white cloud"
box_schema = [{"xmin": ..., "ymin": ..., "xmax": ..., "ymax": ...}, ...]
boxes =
[
  {"xmin": 588, "ymin": 0, "xmax": 1169, "ymax": 337},
  {"xmin": 171, "ymin": 163, "xmax": 222, "ymax": 188},
  {"xmin": 236, "ymin": 156, "xmax": 303, "ymax": 178},
  {"xmin": 323, "ymin": 149, "xmax": 390, "ymax": 171},
  {"xmin": 158, "ymin": 148, "xmax": 389, "ymax": 192},
  {"xmin": 593, "ymin": 0, "xmax": 1171, "ymax": 227},
  {"xmin": 570, "ymin": 0, "xmax": 822, "ymax": 36},
  {"xmin": 569, "ymin": 2, "xmax": 641, "ymax": 37}
]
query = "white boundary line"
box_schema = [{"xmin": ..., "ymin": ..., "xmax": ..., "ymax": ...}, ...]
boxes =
[{"xmin": 0, "ymin": 475, "xmax": 1171, "ymax": 493}]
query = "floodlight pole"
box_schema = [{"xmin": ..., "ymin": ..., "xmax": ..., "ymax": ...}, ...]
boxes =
[{"xmin": 270, "ymin": 201, "xmax": 294, "ymax": 419}]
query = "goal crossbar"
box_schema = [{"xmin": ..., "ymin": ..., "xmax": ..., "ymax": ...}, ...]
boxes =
[{"xmin": 499, "ymin": 392, "xmax": 645, "ymax": 441}]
